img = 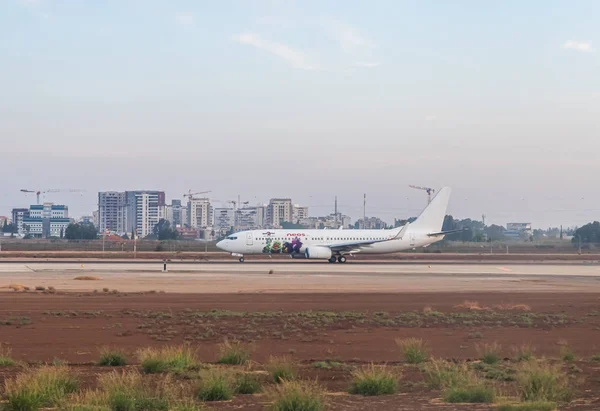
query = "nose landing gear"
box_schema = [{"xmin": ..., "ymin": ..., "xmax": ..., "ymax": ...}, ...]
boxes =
[{"xmin": 239, "ymin": 257, "xmax": 245, "ymax": 263}]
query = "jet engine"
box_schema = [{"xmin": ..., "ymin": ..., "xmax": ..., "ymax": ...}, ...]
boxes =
[{"xmin": 304, "ymin": 246, "xmax": 332, "ymax": 259}]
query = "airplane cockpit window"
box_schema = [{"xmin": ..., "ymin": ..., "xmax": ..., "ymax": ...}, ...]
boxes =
[{"xmin": 227, "ymin": 236, "xmax": 238, "ymax": 240}]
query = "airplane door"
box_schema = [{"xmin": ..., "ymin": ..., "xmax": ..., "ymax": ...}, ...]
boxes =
[
  {"xmin": 246, "ymin": 232, "xmax": 253, "ymax": 246},
  {"xmin": 409, "ymin": 233, "xmax": 416, "ymax": 247}
]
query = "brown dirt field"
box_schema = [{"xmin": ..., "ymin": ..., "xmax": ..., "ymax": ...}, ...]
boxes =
[{"xmin": 1, "ymin": 292, "xmax": 600, "ymax": 410}]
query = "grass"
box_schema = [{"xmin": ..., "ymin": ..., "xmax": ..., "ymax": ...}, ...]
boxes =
[
  {"xmin": 478, "ymin": 342, "xmax": 502, "ymax": 365},
  {"xmin": 0, "ymin": 344, "xmax": 17, "ymax": 367},
  {"xmin": 591, "ymin": 354, "xmax": 600, "ymax": 362},
  {"xmin": 444, "ymin": 384, "xmax": 495, "ymax": 403},
  {"xmin": 233, "ymin": 372, "xmax": 262, "ymax": 394},
  {"xmin": 97, "ymin": 370, "xmax": 174, "ymax": 411},
  {"xmin": 422, "ymin": 359, "xmax": 495, "ymax": 404},
  {"xmin": 196, "ymin": 370, "xmax": 234, "ymax": 401},
  {"xmin": 217, "ymin": 340, "xmax": 251, "ymax": 365},
  {"xmin": 560, "ymin": 346, "xmax": 575, "ymax": 362},
  {"xmin": 268, "ymin": 380, "xmax": 325, "ymax": 411},
  {"xmin": 97, "ymin": 347, "xmax": 127, "ymax": 367},
  {"xmin": 497, "ymin": 401, "xmax": 557, "ymax": 411},
  {"xmin": 348, "ymin": 364, "xmax": 398, "ymax": 396},
  {"xmin": 395, "ymin": 338, "xmax": 429, "ymax": 364},
  {"xmin": 512, "ymin": 344, "xmax": 536, "ymax": 362},
  {"xmin": 266, "ymin": 356, "xmax": 297, "ymax": 383},
  {"xmin": 137, "ymin": 345, "xmax": 198, "ymax": 374},
  {"xmin": 516, "ymin": 361, "xmax": 572, "ymax": 402},
  {"xmin": 312, "ymin": 361, "xmax": 343, "ymax": 369},
  {"xmin": 3, "ymin": 366, "xmax": 79, "ymax": 411}
]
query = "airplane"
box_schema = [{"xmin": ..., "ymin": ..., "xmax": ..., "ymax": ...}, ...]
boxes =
[{"xmin": 216, "ymin": 187, "xmax": 459, "ymax": 263}]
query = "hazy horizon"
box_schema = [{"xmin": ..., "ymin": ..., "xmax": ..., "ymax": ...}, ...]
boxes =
[{"xmin": 1, "ymin": 0, "xmax": 598, "ymax": 228}]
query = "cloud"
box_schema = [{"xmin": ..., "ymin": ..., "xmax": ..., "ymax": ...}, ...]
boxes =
[
  {"xmin": 320, "ymin": 18, "xmax": 374, "ymax": 54},
  {"xmin": 562, "ymin": 40, "xmax": 594, "ymax": 53},
  {"xmin": 233, "ymin": 33, "xmax": 318, "ymax": 70},
  {"xmin": 175, "ymin": 12, "xmax": 194, "ymax": 26},
  {"xmin": 353, "ymin": 61, "xmax": 381, "ymax": 68}
]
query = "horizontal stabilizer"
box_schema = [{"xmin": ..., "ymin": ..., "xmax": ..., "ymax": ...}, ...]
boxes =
[{"xmin": 427, "ymin": 228, "xmax": 466, "ymax": 237}]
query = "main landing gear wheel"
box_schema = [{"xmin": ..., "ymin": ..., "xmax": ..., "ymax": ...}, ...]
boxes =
[
  {"xmin": 239, "ymin": 257, "xmax": 245, "ymax": 263},
  {"xmin": 328, "ymin": 256, "xmax": 337, "ymax": 263},
  {"xmin": 338, "ymin": 256, "xmax": 347, "ymax": 263}
]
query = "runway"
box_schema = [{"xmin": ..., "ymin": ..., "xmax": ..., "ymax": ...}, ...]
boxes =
[{"xmin": 1, "ymin": 261, "xmax": 600, "ymax": 293}]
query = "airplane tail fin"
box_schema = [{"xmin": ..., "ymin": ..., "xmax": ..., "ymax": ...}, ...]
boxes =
[{"xmin": 409, "ymin": 187, "xmax": 451, "ymax": 234}]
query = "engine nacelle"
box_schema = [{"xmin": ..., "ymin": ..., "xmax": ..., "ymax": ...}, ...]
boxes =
[{"xmin": 304, "ymin": 246, "xmax": 332, "ymax": 260}]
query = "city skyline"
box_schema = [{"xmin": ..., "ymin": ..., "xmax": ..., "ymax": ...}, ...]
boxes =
[{"xmin": 1, "ymin": 1, "xmax": 598, "ymax": 228}]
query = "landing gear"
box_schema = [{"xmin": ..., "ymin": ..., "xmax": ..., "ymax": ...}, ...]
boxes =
[
  {"xmin": 328, "ymin": 256, "xmax": 337, "ymax": 263},
  {"xmin": 239, "ymin": 257, "xmax": 245, "ymax": 263},
  {"xmin": 338, "ymin": 256, "xmax": 347, "ymax": 264}
]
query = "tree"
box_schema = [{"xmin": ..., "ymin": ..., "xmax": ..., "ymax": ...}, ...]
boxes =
[
  {"xmin": 59, "ymin": 227, "xmax": 64, "ymax": 239},
  {"xmin": 152, "ymin": 219, "xmax": 179, "ymax": 241},
  {"xmin": 65, "ymin": 223, "xmax": 98, "ymax": 240},
  {"xmin": 572, "ymin": 221, "xmax": 600, "ymax": 245},
  {"xmin": 2, "ymin": 222, "xmax": 16, "ymax": 233},
  {"xmin": 121, "ymin": 233, "xmax": 129, "ymax": 240},
  {"xmin": 485, "ymin": 224, "xmax": 506, "ymax": 241}
]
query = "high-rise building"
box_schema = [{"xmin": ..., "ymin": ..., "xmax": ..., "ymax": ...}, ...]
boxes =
[
  {"xmin": 171, "ymin": 199, "xmax": 182, "ymax": 227},
  {"xmin": 267, "ymin": 198, "xmax": 293, "ymax": 227},
  {"xmin": 292, "ymin": 205, "xmax": 309, "ymax": 222},
  {"xmin": 125, "ymin": 191, "xmax": 165, "ymax": 238},
  {"xmin": 11, "ymin": 208, "xmax": 28, "ymax": 235},
  {"xmin": 98, "ymin": 192, "xmax": 127, "ymax": 234},
  {"xmin": 214, "ymin": 207, "xmax": 234, "ymax": 234},
  {"xmin": 188, "ymin": 198, "xmax": 212, "ymax": 229}
]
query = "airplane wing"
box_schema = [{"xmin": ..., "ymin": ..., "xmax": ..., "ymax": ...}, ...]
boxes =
[{"xmin": 325, "ymin": 223, "xmax": 410, "ymax": 253}]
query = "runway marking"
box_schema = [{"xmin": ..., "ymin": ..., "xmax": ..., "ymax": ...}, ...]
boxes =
[{"xmin": 496, "ymin": 267, "xmax": 512, "ymax": 272}]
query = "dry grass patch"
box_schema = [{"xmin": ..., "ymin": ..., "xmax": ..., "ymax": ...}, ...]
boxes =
[
  {"xmin": 396, "ymin": 338, "xmax": 429, "ymax": 364},
  {"xmin": 0, "ymin": 344, "xmax": 17, "ymax": 367},
  {"xmin": 512, "ymin": 344, "xmax": 536, "ymax": 362},
  {"xmin": 3, "ymin": 366, "xmax": 79, "ymax": 411},
  {"xmin": 266, "ymin": 356, "xmax": 297, "ymax": 384},
  {"xmin": 196, "ymin": 369, "xmax": 234, "ymax": 402},
  {"xmin": 137, "ymin": 345, "xmax": 198, "ymax": 374},
  {"xmin": 268, "ymin": 380, "xmax": 325, "ymax": 411},
  {"xmin": 217, "ymin": 340, "xmax": 251, "ymax": 365},
  {"xmin": 97, "ymin": 347, "xmax": 127, "ymax": 367},
  {"xmin": 493, "ymin": 303, "xmax": 532, "ymax": 312},
  {"xmin": 477, "ymin": 342, "xmax": 502, "ymax": 365},
  {"xmin": 516, "ymin": 361, "xmax": 572, "ymax": 403},
  {"xmin": 348, "ymin": 364, "xmax": 398, "ymax": 396},
  {"xmin": 455, "ymin": 300, "xmax": 488, "ymax": 310},
  {"xmin": 74, "ymin": 276, "xmax": 101, "ymax": 281}
]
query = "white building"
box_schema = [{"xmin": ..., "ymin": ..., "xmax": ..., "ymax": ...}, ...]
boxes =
[
  {"xmin": 188, "ymin": 198, "xmax": 212, "ymax": 229},
  {"xmin": 125, "ymin": 191, "xmax": 165, "ymax": 238},
  {"xmin": 214, "ymin": 207, "xmax": 235, "ymax": 234},
  {"xmin": 267, "ymin": 198, "xmax": 293, "ymax": 227},
  {"xmin": 21, "ymin": 203, "xmax": 69, "ymax": 238},
  {"xmin": 292, "ymin": 205, "xmax": 309, "ymax": 222},
  {"xmin": 98, "ymin": 192, "xmax": 127, "ymax": 234}
]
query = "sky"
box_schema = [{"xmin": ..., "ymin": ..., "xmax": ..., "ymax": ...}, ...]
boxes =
[{"xmin": 1, "ymin": 0, "xmax": 599, "ymax": 228}]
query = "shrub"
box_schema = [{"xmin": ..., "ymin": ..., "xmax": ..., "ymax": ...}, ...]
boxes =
[
  {"xmin": 0, "ymin": 344, "xmax": 17, "ymax": 367},
  {"xmin": 517, "ymin": 361, "xmax": 572, "ymax": 402},
  {"xmin": 478, "ymin": 342, "xmax": 502, "ymax": 365},
  {"xmin": 196, "ymin": 370, "xmax": 233, "ymax": 401},
  {"xmin": 97, "ymin": 369, "xmax": 176, "ymax": 411},
  {"xmin": 266, "ymin": 356, "xmax": 297, "ymax": 383},
  {"xmin": 422, "ymin": 359, "xmax": 471, "ymax": 389},
  {"xmin": 137, "ymin": 345, "xmax": 198, "ymax": 374},
  {"xmin": 512, "ymin": 344, "xmax": 536, "ymax": 362},
  {"xmin": 217, "ymin": 341, "xmax": 251, "ymax": 365},
  {"xmin": 497, "ymin": 401, "xmax": 557, "ymax": 411},
  {"xmin": 444, "ymin": 384, "xmax": 495, "ymax": 403},
  {"xmin": 591, "ymin": 354, "xmax": 600, "ymax": 362},
  {"xmin": 395, "ymin": 338, "xmax": 429, "ymax": 364},
  {"xmin": 98, "ymin": 347, "xmax": 127, "ymax": 367},
  {"xmin": 312, "ymin": 361, "xmax": 343, "ymax": 369},
  {"xmin": 3, "ymin": 366, "xmax": 79, "ymax": 411},
  {"xmin": 560, "ymin": 346, "xmax": 575, "ymax": 362},
  {"xmin": 268, "ymin": 380, "xmax": 325, "ymax": 411},
  {"xmin": 348, "ymin": 364, "xmax": 398, "ymax": 396},
  {"xmin": 233, "ymin": 372, "xmax": 262, "ymax": 394}
]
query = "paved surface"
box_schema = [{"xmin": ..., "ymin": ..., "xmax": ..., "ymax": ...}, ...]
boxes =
[{"xmin": 1, "ymin": 262, "xmax": 600, "ymax": 293}]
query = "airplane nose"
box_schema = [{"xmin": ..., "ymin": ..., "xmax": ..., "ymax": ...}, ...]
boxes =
[{"xmin": 216, "ymin": 240, "xmax": 226, "ymax": 251}]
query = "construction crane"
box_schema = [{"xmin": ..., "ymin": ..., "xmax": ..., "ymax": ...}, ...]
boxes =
[
  {"xmin": 183, "ymin": 190, "xmax": 211, "ymax": 202},
  {"xmin": 20, "ymin": 188, "xmax": 85, "ymax": 205},
  {"xmin": 409, "ymin": 185, "xmax": 436, "ymax": 205}
]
